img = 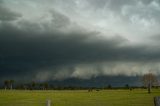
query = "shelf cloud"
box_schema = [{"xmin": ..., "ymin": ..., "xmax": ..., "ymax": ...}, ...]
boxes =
[{"xmin": 0, "ymin": 0, "xmax": 160, "ymax": 83}]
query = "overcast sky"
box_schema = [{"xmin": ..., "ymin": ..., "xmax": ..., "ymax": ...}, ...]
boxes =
[{"xmin": 0, "ymin": 0, "xmax": 160, "ymax": 82}]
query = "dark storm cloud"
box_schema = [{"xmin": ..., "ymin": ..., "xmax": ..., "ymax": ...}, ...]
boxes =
[
  {"xmin": 0, "ymin": 4, "xmax": 21, "ymax": 21},
  {"xmin": 0, "ymin": 18, "xmax": 160, "ymax": 80},
  {"xmin": 50, "ymin": 10, "xmax": 71, "ymax": 28},
  {"xmin": 1, "ymin": 0, "xmax": 160, "ymax": 82}
]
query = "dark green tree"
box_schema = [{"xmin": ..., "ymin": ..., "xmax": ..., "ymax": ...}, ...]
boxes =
[
  {"xmin": 44, "ymin": 82, "xmax": 49, "ymax": 90},
  {"xmin": 31, "ymin": 81, "xmax": 36, "ymax": 90},
  {"xmin": 39, "ymin": 83, "xmax": 44, "ymax": 90},
  {"xmin": 108, "ymin": 84, "xmax": 112, "ymax": 89},
  {"xmin": 9, "ymin": 80, "xmax": 14, "ymax": 90},
  {"xmin": 4, "ymin": 80, "xmax": 9, "ymax": 90},
  {"xmin": 125, "ymin": 84, "xmax": 129, "ymax": 89}
]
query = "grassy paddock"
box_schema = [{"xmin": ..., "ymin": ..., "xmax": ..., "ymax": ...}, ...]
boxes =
[{"xmin": 0, "ymin": 89, "xmax": 159, "ymax": 106}]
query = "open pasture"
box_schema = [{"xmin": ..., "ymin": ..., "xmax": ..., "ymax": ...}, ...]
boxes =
[{"xmin": 0, "ymin": 89, "xmax": 159, "ymax": 106}]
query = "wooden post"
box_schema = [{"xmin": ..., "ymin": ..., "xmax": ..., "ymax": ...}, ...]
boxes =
[
  {"xmin": 154, "ymin": 97, "xmax": 160, "ymax": 106},
  {"xmin": 46, "ymin": 99, "xmax": 51, "ymax": 106},
  {"xmin": 148, "ymin": 83, "xmax": 151, "ymax": 93}
]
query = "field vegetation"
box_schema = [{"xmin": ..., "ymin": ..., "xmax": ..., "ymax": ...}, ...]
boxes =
[{"xmin": 0, "ymin": 89, "xmax": 159, "ymax": 106}]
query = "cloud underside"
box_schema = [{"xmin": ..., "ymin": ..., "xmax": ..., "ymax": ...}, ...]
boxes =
[
  {"xmin": 0, "ymin": 0, "xmax": 160, "ymax": 82},
  {"xmin": 0, "ymin": 21, "xmax": 160, "ymax": 81}
]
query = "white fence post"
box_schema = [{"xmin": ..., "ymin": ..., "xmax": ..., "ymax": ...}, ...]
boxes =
[{"xmin": 46, "ymin": 99, "xmax": 51, "ymax": 106}]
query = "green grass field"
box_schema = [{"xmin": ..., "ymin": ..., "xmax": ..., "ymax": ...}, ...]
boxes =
[{"xmin": 0, "ymin": 89, "xmax": 159, "ymax": 106}]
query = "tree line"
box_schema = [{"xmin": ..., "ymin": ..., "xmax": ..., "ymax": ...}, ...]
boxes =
[
  {"xmin": 3, "ymin": 81, "xmax": 50, "ymax": 90},
  {"xmin": 2, "ymin": 73, "xmax": 159, "ymax": 93}
]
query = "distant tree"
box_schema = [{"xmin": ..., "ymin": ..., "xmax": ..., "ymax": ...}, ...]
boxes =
[
  {"xmin": 142, "ymin": 73, "xmax": 158, "ymax": 93},
  {"xmin": 88, "ymin": 89, "xmax": 93, "ymax": 92},
  {"xmin": 39, "ymin": 83, "xmax": 44, "ymax": 90},
  {"xmin": 31, "ymin": 81, "xmax": 36, "ymax": 90},
  {"xmin": 125, "ymin": 84, "xmax": 129, "ymax": 89},
  {"xmin": 4, "ymin": 80, "xmax": 9, "ymax": 90},
  {"xmin": 108, "ymin": 84, "xmax": 112, "ymax": 89},
  {"xmin": 23, "ymin": 84, "xmax": 28, "ymax": 90},
  {"xmin": 44, "ymin": 83, "xmax": 49, "ymax": 90},
  {"xmin": 9, "ymin": 80, "xmax": 14, "ymax": 90}
]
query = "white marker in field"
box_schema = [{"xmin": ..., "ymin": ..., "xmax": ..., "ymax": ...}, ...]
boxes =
[{"xmin": 46, "ymin": 99, "xmax": 51, "ymax": 106}]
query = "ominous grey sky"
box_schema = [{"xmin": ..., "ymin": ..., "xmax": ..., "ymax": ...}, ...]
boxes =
[{"xmin": 0, "ymin": 0, "xmax": 160, "ymax": 82}]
